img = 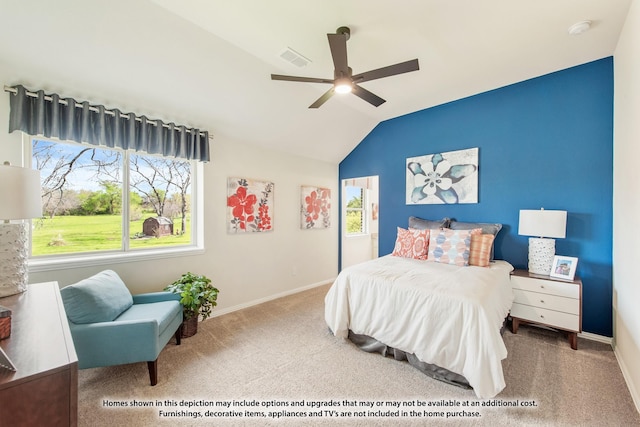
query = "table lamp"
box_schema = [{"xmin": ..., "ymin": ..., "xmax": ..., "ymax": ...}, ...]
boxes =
[
  {"xmin": 518, "ymin": 208, "xmax": 567, "ymax": 275},
  {"xmin": 0, "ymin": 161, "xmax": 42, "ymax": 297}
]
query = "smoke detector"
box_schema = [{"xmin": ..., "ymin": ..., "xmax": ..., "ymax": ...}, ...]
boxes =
[{"xmin": 568, "ymin": 20, "xmax": 591, "ymax": 36}]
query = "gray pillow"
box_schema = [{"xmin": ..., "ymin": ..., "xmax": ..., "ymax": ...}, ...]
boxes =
[
  {"xmin": 449, "ymin": 220, "xmax": 502, "ymax": 260},
  {"xmin": 60, "ymin": 270, "xmax": 133, "ymax": 324},
  {"xmin": 408, "ymin": 216, "xmax": 451, "ymax": 230}
]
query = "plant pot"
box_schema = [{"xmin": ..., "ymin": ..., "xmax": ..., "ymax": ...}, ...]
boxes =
[{"xmin": 181, "ymin": 316, "xmax": 198, "ymax": 338}]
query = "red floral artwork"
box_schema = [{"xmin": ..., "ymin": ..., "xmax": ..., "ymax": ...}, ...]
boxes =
[
  {"xmin": 301, "ymin": 186, "xmax": 331, "ymax": 229},
  {"xmin": 227, "ymin": 178, "xmax": 274, "ymax": 233}
]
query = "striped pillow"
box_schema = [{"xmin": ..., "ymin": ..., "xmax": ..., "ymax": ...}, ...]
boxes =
[{"xmin": 469, "ymin": 233, "xmax": 495, "ymax": 267}]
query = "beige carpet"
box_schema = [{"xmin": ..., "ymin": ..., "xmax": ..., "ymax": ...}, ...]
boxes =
[{"xmin": 78, "ymin": 284, "xmax": 640, "ymax": 426}]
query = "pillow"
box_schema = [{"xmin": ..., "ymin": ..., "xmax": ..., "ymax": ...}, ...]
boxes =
[
  {"xmin": 428, "ymin": 228, "xmax": 474, "ymax": 266},
  {"xmin": 60, "ymin": 270, "xmax": 133, "ymax": 324},
  {"xmin": 392, "ymin": 227, "xmax": 429, "ymax": 260},
  {"xmin": 469, "ymin": 233, "xmax": 495, "ymax": 267},
  {"xmin": 408, "ymin": 216, "xmax": 451, "ymax": 230},
  {"xmin": 448, "ymin": 220, "xmax": 502, "ymax": 260}
]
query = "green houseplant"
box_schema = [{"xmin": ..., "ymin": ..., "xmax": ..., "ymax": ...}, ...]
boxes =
[{"xmin": 164, "ymin": 272, "xmax": 219, "ymax": 337}]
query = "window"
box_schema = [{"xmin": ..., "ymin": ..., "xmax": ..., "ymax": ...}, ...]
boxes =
[
  {"xmin": 29, "ymin": 137, "xmax": 200, "ymax": 260},
  {"xmin": 345, "ymin": 185, "xmax": 367, "ymax": 235}
]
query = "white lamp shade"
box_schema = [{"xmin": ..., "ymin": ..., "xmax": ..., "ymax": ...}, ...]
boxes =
[
  {"xmin": 0, "ymin": 163, "xmax": 42, "ymax": 220},
  {"xmin": 518, "ymin": 209, "xmax": 567, "ymax": 239}
]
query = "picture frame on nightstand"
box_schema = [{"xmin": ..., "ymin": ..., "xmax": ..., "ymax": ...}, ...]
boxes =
[{"xmin": 550, "ymin": 255, "xmax": 578, "ymax": 281}]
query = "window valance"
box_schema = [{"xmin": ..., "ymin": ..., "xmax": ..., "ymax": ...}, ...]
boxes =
[{"xmin": 6, "ymin": 85, "xmax": 210, "ymax": 162}]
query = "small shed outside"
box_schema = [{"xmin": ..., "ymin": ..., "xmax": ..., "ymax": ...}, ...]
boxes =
[{"xmin": 143, "ymin": 216, "xmax": 174, "ymax": 237}]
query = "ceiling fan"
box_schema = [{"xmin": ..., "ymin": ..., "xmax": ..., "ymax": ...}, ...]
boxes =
[{"xmin": 271, "ymin": 26, "xmax": 419, "ymax": 108}]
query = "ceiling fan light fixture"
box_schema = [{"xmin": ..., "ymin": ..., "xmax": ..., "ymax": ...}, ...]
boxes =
[{"xmin": 334, "ymin": 77, "xmax": 353, "ymax": 94}]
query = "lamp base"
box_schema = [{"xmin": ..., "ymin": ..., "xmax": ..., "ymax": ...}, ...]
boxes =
[
  {"xmin": 0, "ymin": 223, "xmax": 29, "ymax": 297},
  {"xmin": 528, "ymin": 237, "xmax": 555, "ymax": 275}
]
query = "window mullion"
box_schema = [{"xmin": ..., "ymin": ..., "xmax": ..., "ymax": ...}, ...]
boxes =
[{"xmin": 122, "ymin": 151, "xmax": 130, "ymax": 252}]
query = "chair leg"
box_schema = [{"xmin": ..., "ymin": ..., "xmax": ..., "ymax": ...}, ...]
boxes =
[
  {"xmin": 147, "ymin": 360, "xmax": 158, "ymax": 386},
  {"xmin": 175, "ymin": 324, "xmax": 183, "ymax": 345}
]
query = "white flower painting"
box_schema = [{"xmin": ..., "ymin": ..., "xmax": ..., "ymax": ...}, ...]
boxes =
[{"xmin": 406, "ymin": 147, "xmax": 478, "ymax": 204}]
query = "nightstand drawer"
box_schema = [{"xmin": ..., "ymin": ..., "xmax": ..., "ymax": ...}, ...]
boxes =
[
  {"xmin": 513, "ymin": 289, "xmax": 579, "ymax": 315},
  {"xmin": 511, "ymin": 275, "xmax": 579, "ymax": 299},
  {"xmin": 511, "ymin": 302, "xmax": 580, "ymax": 332}
]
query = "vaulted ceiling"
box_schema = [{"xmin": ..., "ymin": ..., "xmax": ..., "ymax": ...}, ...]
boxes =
[{"xmin": 0, "ymin": 0, "xmax": 631, "ymax": 163}]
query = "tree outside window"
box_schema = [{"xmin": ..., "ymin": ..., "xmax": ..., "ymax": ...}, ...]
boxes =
[
  {"xmin": 31, "ymin": 138, "xmax": 194, "ymax": 256},
  {"xmin": 345, "ymin": 186, "xmax": 367, "ymax": 235}
]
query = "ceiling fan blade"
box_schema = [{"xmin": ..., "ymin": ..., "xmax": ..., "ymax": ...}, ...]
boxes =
[
  {"xmin": 309, "ymin": 88, "xmax": 335, "ymax": 109},
  {"xmin": 327, "ymin": 32, "xmax": 349, "ymax": 76},
  {"xmin": 352, "ymin": 84, "xmax": 386, "ymax": 107},
  {"xmin": 271, "ymin": 74, "xmax": 334, "ymax": 84},
  {"xmin": 352, "ymin": 59, "xmax": 419, "ymax": 83}
]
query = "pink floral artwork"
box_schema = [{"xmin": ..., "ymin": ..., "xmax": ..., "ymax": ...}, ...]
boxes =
[
  {"xmin": 301, "ymin": 186, "xmax": 331, "ymax": 229},
  {"xmin": 227, "ymin": 177, "xmax": 274, "ymax": 233}
]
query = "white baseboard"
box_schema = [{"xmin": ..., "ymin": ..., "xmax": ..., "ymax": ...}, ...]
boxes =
[
  {"xmin": 210, "ymin": 278, "xmax": 335, "ymax": 318},
  {"xmin": 578, "ymin": 331, "xmax": 613, "ymax": 345},
  {"xmin": 614, "ymin": 346, "xmax": 640, "ymax": 414}
]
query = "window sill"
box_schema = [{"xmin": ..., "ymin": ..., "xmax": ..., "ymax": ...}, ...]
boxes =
[
  {"xmin": 28, "ymin": 245, "xmax": 205, "ymax": 273},
  {"xmin": 346, "ymin": 233, "xmax": 370, "ymax": 238}
]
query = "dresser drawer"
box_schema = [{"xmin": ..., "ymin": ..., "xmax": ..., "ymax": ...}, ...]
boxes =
[
  {"xmin": 511, "ymin": 302, "xmax": 580, "ymax": 332},
  {"xmin": 513, "ymin": 289, "xmax": 579, "ymax": 315},
  {"xmin": 511, "ymin": 275, "xmax": 579, "ymax": 299}
]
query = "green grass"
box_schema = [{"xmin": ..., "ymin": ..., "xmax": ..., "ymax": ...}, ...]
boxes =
[{"xmin": 32, "ymin": 214, "xmax": 191, "ymax": 256}]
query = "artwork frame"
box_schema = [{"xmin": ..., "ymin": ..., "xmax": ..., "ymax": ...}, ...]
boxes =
[
  {"xmin": 301, "ymin": 185, "xmax": 331, "ymax": 229},
  {"xmin": 406, "ymin": 147, "xmax": 478, "ymax": 204},
  {"xmin": 227, "ymin": 177, "xmax": 274, "ymax": 233},
  {"xmin": 550, "ymin": 255, "xmax": 578, "ymax": 281}
]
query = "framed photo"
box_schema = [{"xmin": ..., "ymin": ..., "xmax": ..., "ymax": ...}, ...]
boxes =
[{"xmin": 550, "ymin": 255, "xmax": 578, "ymax": 281}]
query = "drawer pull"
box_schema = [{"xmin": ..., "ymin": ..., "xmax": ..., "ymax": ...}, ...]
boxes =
[
  {"xmin": 540, "ymin": 315, "xmax": 545, "ymax": 319},
  {"xmin": 540, "ymin": 300, "xmax": 545, "ymax": 303}
]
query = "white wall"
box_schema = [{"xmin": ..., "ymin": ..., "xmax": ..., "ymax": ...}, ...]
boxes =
[
  {"xmin": 613, "ymin": 0, "xmax": 640, "ymax": 411},
  {"xmin": 0, "ymin": 66, "xmax": 339, "ymax": 315}
]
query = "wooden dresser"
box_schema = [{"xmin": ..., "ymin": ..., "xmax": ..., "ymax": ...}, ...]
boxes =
[{"xmin": 0, "ymin": 281, "xmax": 78, "ymax": 427}]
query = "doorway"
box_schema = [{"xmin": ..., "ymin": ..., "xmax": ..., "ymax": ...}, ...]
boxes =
[{"xmin": 341, "ymin": 175, "xmax": 379, "ymax": 269}]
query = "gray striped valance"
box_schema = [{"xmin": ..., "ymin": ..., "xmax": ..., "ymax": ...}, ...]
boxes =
[{"xmin": 7, "ymin": 84, "xmax": 210, "ymax": 162}]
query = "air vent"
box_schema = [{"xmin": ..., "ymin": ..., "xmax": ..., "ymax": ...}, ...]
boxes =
[{"xmin": 279, "ymin": 47, "xmax": 311, "ymax": 68}]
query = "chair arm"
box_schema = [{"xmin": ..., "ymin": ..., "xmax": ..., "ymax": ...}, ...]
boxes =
[
  {"xmin": 69, "ymin": 319, "xmax": 162, "ymax": 368},
  {"xmin": 71, "ymin": 318, "xmax": 159, "ymax": 339},
  {"xmin": 132, "ymin": 291, "xmax": 181, "ymax": 305}
]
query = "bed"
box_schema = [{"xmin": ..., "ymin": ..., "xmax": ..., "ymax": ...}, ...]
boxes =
[{"xmin": 325, "ymin": 218, "xmax": 514, "ymax": 399}]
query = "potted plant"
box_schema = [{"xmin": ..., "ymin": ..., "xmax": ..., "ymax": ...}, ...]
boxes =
[{"xmin": 164, "ymin": 272, "xmax": 219, "ymax": 338}]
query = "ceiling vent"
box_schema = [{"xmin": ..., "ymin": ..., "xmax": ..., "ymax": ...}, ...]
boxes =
[{"xmin": 279, "ymin": 47, "xmax": 311, "ymax": 68}]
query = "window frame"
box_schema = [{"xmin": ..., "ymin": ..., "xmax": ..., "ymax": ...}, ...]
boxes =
[
  {"xmin": 24, "ymin": 134, "xmax": 205, "ymax": 272},
  {"xmin": 344, "ymin": 185, "xmax": 369, "ymax": 237}
]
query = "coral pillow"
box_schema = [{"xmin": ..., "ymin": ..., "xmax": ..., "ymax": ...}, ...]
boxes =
[
  {"xmin": 391, "ymin": 227, "xmax": 429, "ymax": 260},
  {"xmin": 469, "ymin": 233, "xmax": 495, "ymax": 267},
  {"xmin": 428, "ymin": 228, "xmax": 474, "ymax": 266}
]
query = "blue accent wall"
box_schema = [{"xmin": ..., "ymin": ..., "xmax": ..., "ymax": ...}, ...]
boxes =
[{"xmin": 339, "ymin": 57, "xmax": 613, "ymax": 336}]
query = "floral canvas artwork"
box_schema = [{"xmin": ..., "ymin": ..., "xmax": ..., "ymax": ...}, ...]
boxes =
[
  {"xmin": 301, "ymin": 186, "xmax": 331, "ymax": 229},
  {"xmin": 227, "ymin": 177, "xmax": 274, "ymax": 233},
  {"xmin": 406, "ymin": 147, "xmax": 478, "ymax": 204}
]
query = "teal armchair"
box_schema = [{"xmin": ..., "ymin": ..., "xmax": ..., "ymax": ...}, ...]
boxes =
[{"xmin": 60, "ymin": 270, "xmax": 183, "ymax": 386}]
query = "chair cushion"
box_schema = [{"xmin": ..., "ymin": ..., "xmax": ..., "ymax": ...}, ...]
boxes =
[
  {"xmin": 60, "ymin": 270, "xmax": 133, "ymax": 324},
  {"xmin": 115, "ymin": 300, "xmax": 183, "ymax": 335}
]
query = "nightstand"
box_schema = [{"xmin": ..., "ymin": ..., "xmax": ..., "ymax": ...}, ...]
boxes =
[{"xmin": 510, "ymin": 269, "xmax": 582, "ymax": 350}]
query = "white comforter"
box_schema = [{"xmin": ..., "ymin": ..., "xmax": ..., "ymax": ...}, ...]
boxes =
[{"xmin": 325, "ymin": 255, "xmax": 514, "ymax": 398}]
